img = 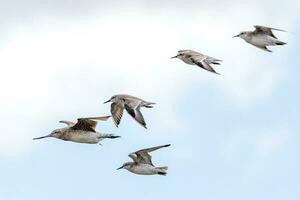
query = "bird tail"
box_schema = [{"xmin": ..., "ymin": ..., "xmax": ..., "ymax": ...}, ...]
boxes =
[
  {"xmin": 156, "ymin": 166, "xmax": 168, "ymax": 176},
  {"xmin": 143, "ymin": 101, "xmax": 156, "ymax": 108},
  {"xmin": 276, "ymin": 41, "xmax": 286, "ymax": 45},
  {"xmin": 209, "ymin": 58, "xmax": 222, "ymax": 65},
  {"xmin": 99, "ymin": 134, "xmax": 121, "ymax": 139}
]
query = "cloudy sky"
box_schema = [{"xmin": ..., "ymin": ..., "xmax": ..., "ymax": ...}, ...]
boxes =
[{"xmin": 0, "ymin": 0, "xmax": 299, "ymax": 200}]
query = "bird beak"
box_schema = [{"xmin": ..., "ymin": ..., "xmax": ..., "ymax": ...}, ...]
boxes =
[
  {"xmin": 33, "ymin": 134, "xmax": 50, "ymax": 140},
  {"xmin": 233, "ymin": 34, "xmax": 239, "ymax": 38},
  {"xmin": 116, "ymin": 166, "xmax": 123, "ymax": 170},
  {"xmin": 170, "ymin": 55, "xmax": 177, "ymax": 59},
  {"xmin": 103, "ymin": 99, "xmax": 111, "ymax": 104}
]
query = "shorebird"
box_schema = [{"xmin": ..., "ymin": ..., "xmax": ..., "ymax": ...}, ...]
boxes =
[
  {"xmin": 117, "ymin": 144, "xmax": 170, "ymax": 176},
  {"xmin": 233, "ymin": 25, "xmax": 287, "ymax": 52},
  {"xmin": 33, "ymin": 116, "xmax": 120, "ymax": 145},
  {"xmin": 171, "ymin": 50, "xmax": 222, "ymax": 75},
  {"xmin": 104, "ymin": 94, "xmax": 155, "ymax": 129}
]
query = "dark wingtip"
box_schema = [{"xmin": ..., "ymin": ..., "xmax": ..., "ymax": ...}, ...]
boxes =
[
  {"xmin": 144, "ymin": 105, "xmax": 154, "ymax": 108},
  {"xmin": 276, "ymin": 42, "xmax": 286, "ymax": 45},
  {"xmin": 161, "ymin": 144, "xmax": 171, "ymax": 148},
  {"xmin": 157, "ymin": 171, "xmax": 167, "ymax": 176},
  {"xmin": 114, "ymin": 122, "xmax": 119, "ymax": 128}
]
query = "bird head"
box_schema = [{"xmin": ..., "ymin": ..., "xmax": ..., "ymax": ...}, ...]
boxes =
[
  {"xmin": 233, "ymin": 32, "xmax": 248, "ymax": 39},
  {"xmin": 171, "ymin": 52, "xmax": 184, "ymax": 60},
  {"xmin": 116, "ymin": 162, "xmax": 132, "ymax": 170},
  {"xmin": 33, "ymin": 129, "xmax": 62, "ymax": 140},
  {"xmin": 103, "ymin": 95, "xmax": 118, "ymax": 104}
]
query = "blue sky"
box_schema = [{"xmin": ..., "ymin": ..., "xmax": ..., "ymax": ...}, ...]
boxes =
[{"xmin": 0, "ymin": 1, "xmax": 300, "ymax": 200}]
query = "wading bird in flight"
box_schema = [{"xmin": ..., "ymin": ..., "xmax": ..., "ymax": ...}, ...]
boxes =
[
  {"xmin": 104, "ymin": 94, "xmax": 155, "ymax": 129},
  {"xmin": 171, "ymin": 49, "xmax": 222, "ymax": 74},
  {"xmin": 33, "ymin": 116, "xmax": 120, "ymax": 145},
  {"xmin": 233, "ymin": 25, "xmax": 287, "ymax": 52},
  {"xmin": 117, "ymin": 144, "xmax": 170, "ymax": 176}
]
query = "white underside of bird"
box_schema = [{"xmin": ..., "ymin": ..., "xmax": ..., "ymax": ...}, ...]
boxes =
[
  {"xmin": 59, "ymin": 130, "xmax": 117, "ymax": 144},
  {"xmin": 247, "ymin": 34, "xmax": 284, "ymax": 47},
  {"xmin": 127, "ymin": 164, "xmax": 168, "ymax": 175}
]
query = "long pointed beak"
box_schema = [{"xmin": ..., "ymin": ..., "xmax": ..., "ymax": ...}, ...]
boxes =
[
  {"xmin": 116, "ymin": 166, "xmax": 123, "ymax": 170},
  {"xmin": 233, "ymin": 34, "xmax": 239, "ymax": 38},
  {"xmin": 103, "ymin": 99, "xmax": 111, "ymax": 104},
  {"xmin": 170, "ymin": 55, "xmax": 177, "ymax": 59},
  {"xmin": 33, "ymin": 135, "xmax": 50, "ymax": 140}
]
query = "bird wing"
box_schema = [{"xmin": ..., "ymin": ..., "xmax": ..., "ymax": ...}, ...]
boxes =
[
  {"xmin": 81, "ymin": 116, "xmax": 111, "ymax": 122},
  {"xmin": 124, "ymin": 103, "xmax": 147, "ymax": 128},
  {"xmin": 178, "ymin": 49, "xmax": 202, "ymax": 56},
  {"xmin": 128, "ymin": 153, "xmax": 138, "ymax": 163},
  {"xmin": 254, "ymin": 25, "xmax": 286, "ymax": 39},
  {"xmin": 191, "ymin": 57, "xmax": 220, "ymax": 75},
  {"xmin": 70, "ymin": 118, "xmax": 98, "ymax": 132},
  {"xmin": 137, "ymin": 144, "xmax": 171, "ymax": 153},
  {"xmin": 59, "ymin": 120, "xmax": 75, "ymax": 127},
  {"xmin": 111, "ymin": 102, "xmax": 124, "ymax": 127},
  {"xmin": 130, "ymin": 144, "xmax": 171, "ymax": 166},
  {"xmin": 135, "ymin": 151, "xmax": 153, "ymax": 165}
]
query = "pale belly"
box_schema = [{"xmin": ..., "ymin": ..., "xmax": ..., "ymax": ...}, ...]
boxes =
[
  {"xmin": 129, "ymin": 164, "xmax": 157, "ymax": 175},
  {"xmin": 63, "ymin": 131, "xmax": 100, "ymax": 144},
  {"xmin": 249, "ymin": 35, "xmax": 277, "ymax": 46}
]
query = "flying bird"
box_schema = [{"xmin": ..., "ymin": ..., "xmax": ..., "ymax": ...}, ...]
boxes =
[
  {"xmin": 33, "ymin": 116, "xmax": 120, "ymax": 145},
  {"xmin": 233, "ymin": 25, "xmax": 287, "ymax": 52},
  {"xmin": 117, "ymin": 144, "xmax": 170, "ymax": 176},
  {"xmin": 104, "ymin": 94, "xmax": 155, "ymax": 129},
  {"xmin": 171, "ymin": 49, "xmax": 222, "ymax": 75}
]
